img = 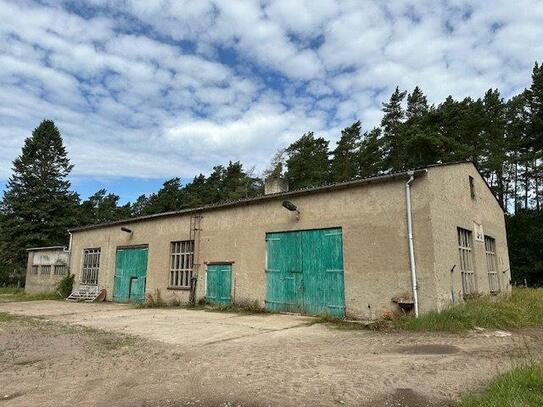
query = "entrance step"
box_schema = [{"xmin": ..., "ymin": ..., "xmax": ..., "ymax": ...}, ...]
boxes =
[{"xmin": 66, "ymin": 285, "xmax": 106, "ymax": 302}]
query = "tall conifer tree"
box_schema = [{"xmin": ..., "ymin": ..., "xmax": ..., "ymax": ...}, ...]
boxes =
[
  {"xmin": 330, "ymin": 121, "xmax": 362, "ymax": 182},
  {"xmin": 0, "ymin": 120, "xmax": 78, "ymax": 282}
]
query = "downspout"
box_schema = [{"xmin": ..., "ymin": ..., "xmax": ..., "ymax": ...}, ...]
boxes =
[
  {"xmin": 65, "ymin": 231, "xmax": 73, "ymax": 254},
  {"xmin": 405, "ymin": 171, "xmax": 419, "ymax": 317}
]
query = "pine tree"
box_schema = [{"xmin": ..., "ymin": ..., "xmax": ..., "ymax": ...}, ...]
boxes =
[
  {"xmin": 505, "ymin": 94, "xmax": 528, "ymax": 213},
  {"xmin": 406, "ymin": 86, "xmax": 429, "ymax": 121},
  {"xmin": 285, "ymin": 132, "xmax": 330, "ymax": 189},
  {"xmin": 0, "ymin": 120, "xmax": 78, "ymax": 282},
  {"xmin": 221, "ymin": 161, "xmax": 261, "ymax": 200},
  {"xmin": 330, "ymin": 121, "xmax": 362, "ymax": 182},
  {"xmin": 381, "ymin": 87, "xmax": 407, "ymax": 171},
  {"xmin": 78, "ymin": 189, "xmax": 131, "ymax": 224},
  {"xmin": 403, "ymin": 87, "xmax": 442, "ymax": 168},
  {"xmin": 358, "ymin": 128, "xmax": 384, "ymax": 177},
  {"xmin": 526, "ymin": 62, "xmax": 543, "ymax": 210},
  {"xmin": 480, "ymin": 89, "xmax": 508, "ymax": 208}
]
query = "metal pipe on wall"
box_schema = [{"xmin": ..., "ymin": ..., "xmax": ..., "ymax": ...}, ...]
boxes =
[{"xmin": 405, "ymin": 171, "xmax": 420, "ymax": 317}]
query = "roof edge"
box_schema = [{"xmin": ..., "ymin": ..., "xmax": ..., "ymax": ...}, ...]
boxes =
[
  {"xmin": 70, "ymin": 168, "xmax": 431, "ymax": 233},
  {"xmin": 26, "ymin": 246, "xmax": 67, "ymax": 252}
]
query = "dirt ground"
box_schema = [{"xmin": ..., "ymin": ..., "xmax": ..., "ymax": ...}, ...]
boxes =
[{"xmin": 0, "ymin": 301, "xmax": 541, "ymax": 407}]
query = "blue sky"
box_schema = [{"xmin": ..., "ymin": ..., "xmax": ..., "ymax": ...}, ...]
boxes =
[{"xmin": 1, "ymin": 1, "xmax": 542, "ymax": 203}]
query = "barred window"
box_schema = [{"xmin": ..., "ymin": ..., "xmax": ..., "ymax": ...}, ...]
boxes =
[
  {"xmin": 31, "ymin": 265, "xmax": 39, "ymax": 275},
  {"xmin": 54, "ymin": 264, "xmax": 68, "ymax": 276},
  {"xmin": 485, "ymin": 236, "xmax": 500, "ymax": 293},
  {"xmin": 41, "ymin": 265, "xmax": 51, "ymax": 275},
  {"xmin": 458, "ymin": 228, "xmax": 476, "ymax": 296},
  {"xmin": 82, "ymin": 248, "xmax": 100, "ymax": 285},
  {"xmin": 170, "ymin": 240, "xmax": 194, "ymax": 288}
]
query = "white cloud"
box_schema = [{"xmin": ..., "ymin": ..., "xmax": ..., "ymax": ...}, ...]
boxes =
[{"xmin": 1, "ymin": 0, "xmax": 543, "ymax": 190}]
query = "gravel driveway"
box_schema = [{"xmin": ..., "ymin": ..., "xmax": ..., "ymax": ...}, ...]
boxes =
[{"xmin": 1, "ymin": 300, "xmax": 540, "ymax": 406}]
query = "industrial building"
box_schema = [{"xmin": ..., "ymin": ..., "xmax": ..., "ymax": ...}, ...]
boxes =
[{"xmin": 63, "ymin": 161, "xmax": 510, "ymax": 319}]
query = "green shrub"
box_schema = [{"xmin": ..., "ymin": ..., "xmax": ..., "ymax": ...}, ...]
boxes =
[{"xmin": 56, "ymin": 273, "xmax": 75, "ymax": 298}]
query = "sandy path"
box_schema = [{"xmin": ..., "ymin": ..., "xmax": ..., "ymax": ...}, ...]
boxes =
[{"xmin": 1, "ymin": 301, "xmax": 541, "ymax": 406}]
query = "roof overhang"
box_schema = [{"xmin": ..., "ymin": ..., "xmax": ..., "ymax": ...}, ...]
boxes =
[{"xmin": 69, "ymin": 168, "xmax": 429, "ymax": 233}]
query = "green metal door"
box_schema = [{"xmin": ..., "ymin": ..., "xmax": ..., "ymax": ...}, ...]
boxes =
[
  {"xmin": 265, "ymin": 228, "xmax": 345, "ymax": 317},
  {"xmin": 265, "ymin": 231, "xmax": 303, "ymax": 312},
  {"xmin": 114, "ymin": 247, "xmax": 148, "ymax": 303},
  {"xmin": 206, "ymin": 263, "xmax": 232, "ymax": 305}
]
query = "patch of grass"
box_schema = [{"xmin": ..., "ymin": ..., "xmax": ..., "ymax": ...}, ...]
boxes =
[
  {"xmin": 0, "ymin": 291, "xmax": 63, "ymax": 303},
  {"xmin": 390, "ymin": 288, "xmax": 543, "ymax": 333},
  {"xmin": 311, "ymin": 314, "xmax": 370, "ymax": 330},
  {"xmin": 0, "ymin": 287, "xmax": 24, "ymax": 295},
  {"xmin": 185, "ymin": 299, "xmax": 270, "ymax": 315},
  {"xmin": 457, "ymin": 363, "xmax": 543, "ymax": 407},
  {"xmin": 0, "ymin": 311, "xmax": 138, "ymax": 351},
  {"xmin": 0, "ymin": 311, "xmax": 18, "ymax": 322}
]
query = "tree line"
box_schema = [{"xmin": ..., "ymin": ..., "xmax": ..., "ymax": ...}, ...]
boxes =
[{"xmin": 0, "ymin": 62, "xmax": 542, "ymax": 285}]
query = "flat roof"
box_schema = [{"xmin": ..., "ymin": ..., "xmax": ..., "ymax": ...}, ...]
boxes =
[
  {"xmin": 69, "ymin": 160, "xmax": 475, "ymax": 233},
  {"xmin": 26, "ymin": 246, "xmax": 67, "ymax": 252}
]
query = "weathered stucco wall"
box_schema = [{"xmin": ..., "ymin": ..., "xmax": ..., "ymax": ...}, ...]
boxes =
[
  {"xmin": 70, "ymin": 173, "xmax": 437, "ymax": 319},
  {"xmin": 427, "ymin": 163, "xmax": 511, "ymax": 310},
  {"xmin": 25, "ymin": 248, "xmax": 69, "ymax": 294},
  {"xmin": 68, "ymin": 163, "xmax": 510, "ymax": 319}
]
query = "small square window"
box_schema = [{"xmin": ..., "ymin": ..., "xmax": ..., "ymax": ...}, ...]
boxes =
[{"xmin": 469, "ymin": 176, "xmax": 476, "ymax": 200}]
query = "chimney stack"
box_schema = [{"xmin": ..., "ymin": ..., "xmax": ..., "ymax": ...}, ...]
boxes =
[{"xmin": 264, "ymin": 176, "xmax": 288, "ymax": 195}]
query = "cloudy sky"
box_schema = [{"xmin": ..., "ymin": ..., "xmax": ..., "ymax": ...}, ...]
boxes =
[{"xmin": 1, "ymin": 0, "xmax": 542, "ymax": 202}]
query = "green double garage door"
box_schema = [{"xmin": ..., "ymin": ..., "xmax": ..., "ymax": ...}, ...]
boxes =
[
  {"xmin": 114, "ymin": 247, "xmax": 148, "ymax": 303},
  {"xmin": 266, "ymin": 228, "xmax": 345, "ymax": 317}
]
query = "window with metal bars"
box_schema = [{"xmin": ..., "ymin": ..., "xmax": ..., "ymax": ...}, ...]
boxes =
[
  {"xmin": 458, "ymin": 228, "xmax": 476, "ymax": 296},
  {"xmin": 54, "ymin": 264, "xmax": 68, "ymax": 276},
  {"xmin": 169, "ymin": 240, "xmax": 194, "ymax": 288},
  {"xmin": 41, "ymin": 265, "xmax": 51, "ymax": 275},
  {"xmin": 485, "ymin": 236, "xmax": 500, "ymax": 293},
  {"xmin": 82, "ymin": 248, "xmax": 100, "ymax": 285},
  {"xmin": 31, "ymin": 265, "xmax": 39, "ymax": 275}
]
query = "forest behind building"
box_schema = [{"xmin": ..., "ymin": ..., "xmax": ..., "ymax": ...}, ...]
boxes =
[{"xmin": 1, "ymin": 62, "xmax": 542, "ymax": 286}]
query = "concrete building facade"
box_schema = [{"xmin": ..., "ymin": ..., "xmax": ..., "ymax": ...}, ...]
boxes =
[
  {"xmin": 67, "ymin": 162, "xmax": 511, "ymax": 319},
  {"xmin": 25, "ymin": 246, "xmax": 69, "ymax": 294}
]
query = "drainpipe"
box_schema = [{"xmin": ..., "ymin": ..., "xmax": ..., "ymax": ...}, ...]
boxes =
[
  {"xmin": 405, "ymin": 171, "xmax": 419, "ymax": 317},
  {"xmin": 65, "ymin": 231, "xmax": 73, "ymax": 253}
]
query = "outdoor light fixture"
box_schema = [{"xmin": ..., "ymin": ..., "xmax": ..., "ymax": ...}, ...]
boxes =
[
  {"xmin": 282, "ymin": 200, "xmax": 300, "ymax": 221},
  {"xmin": 120, "ymin": 227, "xmax": 132, "ymax": 234},
  {"xmin": 282, "ymin": 200, "xmax": 297, "ymax": 211}
]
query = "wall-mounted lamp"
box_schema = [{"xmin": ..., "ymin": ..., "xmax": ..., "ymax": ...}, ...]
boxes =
[
  {"xmin": 282, "ymin": 200, "xmax": 300, "ymax": 221},
  {"xmin": 120, "ymin": 227, "xmax": 133, "ymax": 234}
]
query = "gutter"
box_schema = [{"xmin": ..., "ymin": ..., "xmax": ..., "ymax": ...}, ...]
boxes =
[{"xmin": 405, "ymin": 170, "xmax": 426, "ymax": 317}]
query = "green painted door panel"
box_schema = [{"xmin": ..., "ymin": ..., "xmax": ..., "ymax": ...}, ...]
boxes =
[
  {"xmin": 265, "ymin": 228, "xmax": 345, "ymax": 317},
  {"xmin": 302, "ymin": 229, "xmax": 345, "ymax": 317},
  {"xmin": 206, "ymin": 264, "xmax": 232, "ymax": 305},
  {"xmin": 265, "ymin": 231, "xmax": 303, "ymax": 313},
  {"xmin": 114, "ymin": 248, "xmax": 148, "ymax": 303}
]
